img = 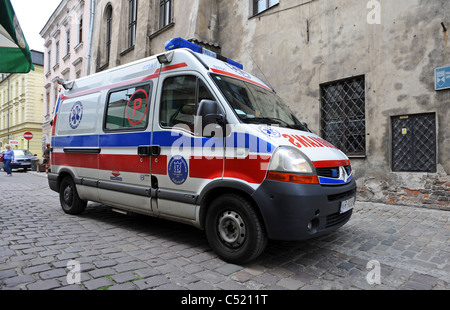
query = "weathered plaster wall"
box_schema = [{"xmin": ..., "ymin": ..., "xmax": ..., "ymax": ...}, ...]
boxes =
[{"xmin": 218, "ymin": 0, "xmax": 449, "ymax": 209}]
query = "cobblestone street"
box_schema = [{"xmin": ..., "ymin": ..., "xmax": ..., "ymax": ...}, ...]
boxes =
[{"xmin": 0, "ymin": 172, "xmax": 449, "ymax": 293}]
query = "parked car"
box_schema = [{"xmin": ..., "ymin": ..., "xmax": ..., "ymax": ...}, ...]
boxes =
[{"xmin": 0, "ymin": 149, "xmax": 39, "ymax": 172}]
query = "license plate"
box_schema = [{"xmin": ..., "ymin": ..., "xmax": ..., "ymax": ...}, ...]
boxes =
[{"xmin": 340, "ymin": 197, "xmax": 355, "ymax": 214}]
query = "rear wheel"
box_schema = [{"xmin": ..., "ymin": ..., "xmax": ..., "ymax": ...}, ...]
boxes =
[
  {"xmin": 205, "ymin": 193, "xmax": 267, "ymax": 264},
  {"xmin": 59, "ymin": 176, "xmax": 87, "ymax": 215}
]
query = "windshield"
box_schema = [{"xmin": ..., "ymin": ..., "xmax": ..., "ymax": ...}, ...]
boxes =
[
  {"xmin": 14, "ymin": 150, "xmax": 33, "ymax": 157},
  {"xmin": 211, "ymin": 74, "xmax": 303, "ymax": 128}
]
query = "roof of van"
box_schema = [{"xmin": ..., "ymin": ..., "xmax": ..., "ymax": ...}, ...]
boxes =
[{"xmin": 60, "ymin": 48, "xmax": 273, "ymax": 97}]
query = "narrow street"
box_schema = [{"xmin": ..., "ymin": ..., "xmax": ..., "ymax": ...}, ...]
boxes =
[{"xmin": 0, "ymin": 171, "xmax": 448, "ymax": 295}]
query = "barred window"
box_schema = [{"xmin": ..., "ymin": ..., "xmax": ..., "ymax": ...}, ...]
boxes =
[
  {"xmin": 391, "ymin": 113, "xmax": 436, "ymax": 173},
  {"xmin": 320, "ymin": 76, "xmax": 366, "ymax": 156}
]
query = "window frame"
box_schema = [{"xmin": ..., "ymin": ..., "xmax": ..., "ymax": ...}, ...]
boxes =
[
  {"xmin": 252, "ymin": 0, "xmax": 280, "ymax": 16},
  {"xmin": 65, "ymin": 28, "xmax": 71, "ymax": 56},
  {"xmin": 78, "ymin": 16, "xmax": 83, "ymax": 45},
  {"xmin": 159, "ymin": 75, "xmax": 216, "ymax": 134},
  {"xmin": 159, "ymin": 0, "xmax": 172, "ymax": 29},
  {"xmin": 103, "ymin": 81, "xmax": 153, "ymax": 133},
  {"xmin": 320, "ymin": 75, "xmax": 366, "ymax": 157},
  {"xmin": 105, "ymin": 5, "xmax": 113, "ymax": 63},
  {"xmin": 128, "ymin": 0, "xmax": 138, "ymax": 48},
  {"xmin": 55, "ymin": 41, "xmax": 60, "ymax": 65}
]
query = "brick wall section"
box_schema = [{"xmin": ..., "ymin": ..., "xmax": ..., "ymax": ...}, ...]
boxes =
[{"xmin": 357, "ymin": 178, "xmax": 450, "ymax": 211}]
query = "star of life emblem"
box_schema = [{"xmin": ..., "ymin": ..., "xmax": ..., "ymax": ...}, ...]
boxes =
[{"xmin": 69, "ymin": 102, "xmax": 83, "ymax": 129}]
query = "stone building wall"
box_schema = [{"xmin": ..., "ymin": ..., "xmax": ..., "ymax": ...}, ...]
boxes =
[{"xmin": 85, "ymin": 0, "xmax": 449, "ymax": 209}]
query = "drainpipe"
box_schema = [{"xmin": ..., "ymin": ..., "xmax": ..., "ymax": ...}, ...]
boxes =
[{"xmin": 85, "ymin": 0, "xmax": 95, "ymax": 76}]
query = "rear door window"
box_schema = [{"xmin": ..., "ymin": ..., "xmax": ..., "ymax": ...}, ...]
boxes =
[{"xmin": 104, "ymin": 83, "xmax": 152, "ymax": 131}]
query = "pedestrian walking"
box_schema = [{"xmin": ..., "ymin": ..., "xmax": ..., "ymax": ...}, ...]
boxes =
[
  {"xmin": 3, "ymin": 144, "xmax": 15, "ymax": 176},
  {"xmin": 43, "ymin": 143, "xmax": 51, "ymax": 174}
]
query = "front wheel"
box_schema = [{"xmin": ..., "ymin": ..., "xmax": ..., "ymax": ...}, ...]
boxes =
[
  {"xmin": 205, "ymin": 193, "xmax": 268, "ymax": 264},
  {"xmin": 59, "ymin": 176, "xmax": 87, "ymax": 215}
]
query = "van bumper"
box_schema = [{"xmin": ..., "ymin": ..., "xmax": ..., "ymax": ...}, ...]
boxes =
[
  {"xmin": 252, "ymin": 178, "xmax": 356, "ymax": 240},
  {"xmin": 48, "ymin": 172, "xmax": 59, "ymax": 193}
]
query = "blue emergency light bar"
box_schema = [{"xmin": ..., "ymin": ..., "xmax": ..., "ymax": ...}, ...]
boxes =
[{"xmin": 165, "ymin": 37, "xmax": 244, "ymax": 70}]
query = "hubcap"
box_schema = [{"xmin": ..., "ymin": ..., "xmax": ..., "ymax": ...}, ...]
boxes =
[
  {"xmin": 217, "ymin": 211, "xmax": 246, "ymax": 248},
  {"xmin": 63, "ymin": 186, "xmax": 73, "ymax": 205}
]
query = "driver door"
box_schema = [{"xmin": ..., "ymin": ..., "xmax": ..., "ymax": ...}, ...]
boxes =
[{"xmin": 151, "ymin": 74, "xmax": 224, "ymax": 220}]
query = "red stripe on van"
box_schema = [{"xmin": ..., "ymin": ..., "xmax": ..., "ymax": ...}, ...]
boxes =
[
  {"xmin": 99, "ymin": 154, "xmax": 151, "ymax": 174},
  {"xmin": 53, "ymin": 153, "xmax": 152, "ymax": 174},
  {"xmin": 60, "ymin": 63, "xmax": 188, "ymax": 100},
  {"xmin": 312, "ymin": 160, "xmax": 351, "ymax": 168},
  {"xmin": 189, "ymin": 157, "xmax": 223, "ymax": 179},
  {"xmin": 161, "ymin": 62, "xmax": 188, "ymax": 72},
  {"xmin": 224, "ymin": 156, "xmax": 271, "ymax": 184},
  {"xmin": 53, "ymin": 153, "xmax": 98, "ymax": 169},
  {"xmin": 152, "ymin": 155, "xmax": 167, "ymax": 175}
]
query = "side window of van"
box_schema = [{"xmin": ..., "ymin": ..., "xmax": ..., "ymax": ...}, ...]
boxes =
[
  {"xmin": 160, "ymin": 76, "xmax": 214, "ymax": 133},
  {"xmin": 104, "ymin": 84, "xmax": 151, "ymax": 131}
]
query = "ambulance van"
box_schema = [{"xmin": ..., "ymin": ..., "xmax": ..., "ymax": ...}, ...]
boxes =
[{"xmin": 48, "ymin": 38, "xmax": 356, "ymax": 264}]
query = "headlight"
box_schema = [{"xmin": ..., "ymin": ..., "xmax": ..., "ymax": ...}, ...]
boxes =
[
  {"xmin": 267, "ymin": 146, "xmax": 318, "ymax": 184},
  {"xmin": 268, "ymin": 146, "xmax": 314, "ymax": 173}
]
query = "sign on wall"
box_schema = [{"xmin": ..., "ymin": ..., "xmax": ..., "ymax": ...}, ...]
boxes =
[{"xmin": 435, "ymin": 65, "xmax": 450, "ymax": 91}]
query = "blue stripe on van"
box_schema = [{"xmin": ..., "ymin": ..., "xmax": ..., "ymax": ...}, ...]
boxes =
[
  {"xmin": 318, "ymin": 174, "xmax": 353, "ymax": 185},
  {"xmin": 52, "ymin": 134, "xmax": 100, "ymax": 148},
  {"xmin": 52, "ymin": 131, "xmax": 275, "ymax": 153}
]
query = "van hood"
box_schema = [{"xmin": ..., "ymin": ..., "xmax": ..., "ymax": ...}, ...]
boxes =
[{"xmin": 252, "ymin": 124, "xmax": 350, "ymax": 165}]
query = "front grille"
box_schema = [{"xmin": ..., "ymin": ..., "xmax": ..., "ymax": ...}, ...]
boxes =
[
  {"xmin": 325, "ymin": 209, "xmax": 353, "ymax": 228},
  {"xmin": 316, "ymin": 165, "xmax": 352, "ymax": 178},
  {"xmin": 316, "ymin": 167, "xmax": 338, "ymax": 178},
  {"xmin": 328, "ymin": 188, "xmax": 356, "ymax": 202}
]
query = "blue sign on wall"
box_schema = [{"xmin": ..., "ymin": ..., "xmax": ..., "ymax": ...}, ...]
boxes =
[{"xmin": 435, "ymin": 66, "xmax": 450, "ymax": 91}]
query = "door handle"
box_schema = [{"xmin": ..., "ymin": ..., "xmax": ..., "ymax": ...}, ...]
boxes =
[{"xmin": 138, "ymin": 145, "xmax": 161, "ymax": 157}]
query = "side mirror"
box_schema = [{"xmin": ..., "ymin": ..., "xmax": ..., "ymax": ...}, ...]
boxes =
[{"xmin": 195, "ymin": 100, "xmax": 225, "ymax": 137}]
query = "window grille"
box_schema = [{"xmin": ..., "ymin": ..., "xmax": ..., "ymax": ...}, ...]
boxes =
[
  {"xmin": 320, "ymin": 76, "xmax": 366, "ymax": 156},
  {"xmin": 391, "ymin": 113, "xmax": 436, "ymax": 172}
]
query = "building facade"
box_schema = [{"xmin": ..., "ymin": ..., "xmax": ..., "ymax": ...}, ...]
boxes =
[
  {"xmin": 40, "ymin": 0, "xmax": 93, "ymax": 146},
  {"xmin": 77, "ymin": 0, "xmax": 450, "ymax": 209},
  {"xmin": 215, "ymin": 0, "xmax": 449, "ymax": 209},
  {"xmin": 89, "ymin": 0, "xmax": 220, "ymax": 74},
  {"xmin": 0, "ymin": 51, "xmax": 44, "ymax": 158}
]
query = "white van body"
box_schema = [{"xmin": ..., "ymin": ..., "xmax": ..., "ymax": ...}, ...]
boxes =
[{"xmin": 49, "ymin": 38, "xmax": 356, "ymax": 263}]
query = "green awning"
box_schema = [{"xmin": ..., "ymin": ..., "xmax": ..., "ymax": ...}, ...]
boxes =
[{"xmin": 0, "ymin": 0, "xmax": 34, "ymax": 73}]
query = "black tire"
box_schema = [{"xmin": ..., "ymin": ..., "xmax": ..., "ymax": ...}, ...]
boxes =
[
  {"xmin": 205, "ymin": 193, "xmax": 268, "ymax": 264},
  {"xmin": 59, "ymin": 176, "xmax": 87, "ymax": 215}
]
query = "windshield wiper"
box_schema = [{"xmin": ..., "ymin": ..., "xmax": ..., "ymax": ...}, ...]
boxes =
[
  {"xmin": 242, "ymin": 117, "xmax": 311, "ymax": 132},
  {"xmin": 242, "ymin": 117, "xmax": 293, "ymax": 128}
]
